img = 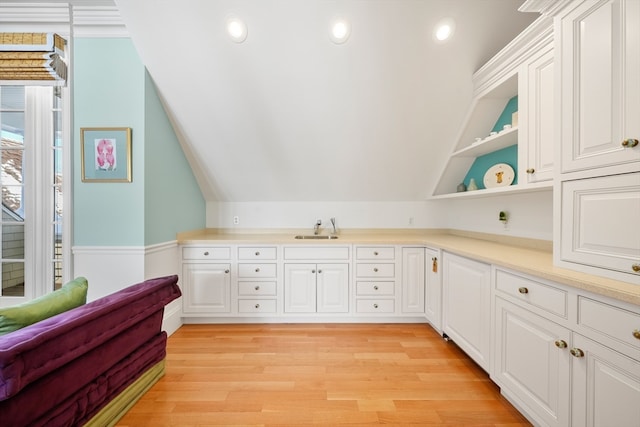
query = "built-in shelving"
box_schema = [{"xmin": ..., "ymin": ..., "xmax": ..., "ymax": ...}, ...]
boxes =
[
  {"xmin": 430, "ymin": 181, "xmax": 551, "ymax": 200},
  {"xmin": 452, "ymin": 127, "xmax": 518, "ymax": 158}
]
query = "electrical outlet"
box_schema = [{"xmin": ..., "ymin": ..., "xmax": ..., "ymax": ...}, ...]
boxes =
[{"xmin": 233, "ymin": 216, "xmax": 239, "ymax": 225}]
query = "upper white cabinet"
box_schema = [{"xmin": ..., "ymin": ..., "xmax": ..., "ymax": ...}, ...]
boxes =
[
  {"xmin": 554, "ymin": 0, "xmax": 640, "ymax": 284},
  {"xmin": 558, "ymin": 0, "xmax": 640, "ymax": 174},
  {"xmin": 519, "ymin": 46, "xmax": 555, "ymax": 183},
  {"xmin": 431, "ymin": 17, "xmax": 555, "ymax": 199}
]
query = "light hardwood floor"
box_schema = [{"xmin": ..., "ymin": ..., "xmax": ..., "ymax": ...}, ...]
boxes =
[{"xmin": 117, "ymin": 324, "xmax": 531, "ymax": 426}]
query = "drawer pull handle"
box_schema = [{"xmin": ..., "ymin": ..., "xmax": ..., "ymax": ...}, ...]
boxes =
[
  {"xmin": 621, "ymin": 138, "xmax": 639, "ymax": 148},
  {"xmin": 374, "ymin": 251, "xmax": 379, "ymax": 256},
  {"xmin": 224, "ymin": 269, "xmax": 230, "ymax": 274},
  {"xmin": 255, "ymin": 285, "xmax": 260, "ymax": 291},
  {"xmin": 373, "ymin": 268, "xmax": 379, "ymax": 272},
  {"xmin": 518, "ymin": 287, "xmax": 529, "ymax": 294},
  {"xmin": 374, "ymin": 285, "xmax": 379, "ymax": 291},
  {"xmin": 632, "ymin": 264, "xmax": 640, "ymax": 273},
  {"xmin": 526, "ymin": 168, "xmax": 535, "ymax": 174},
  {"xmin": 255, "ymin": 304, "xmax": 260, "ymax": 309},
  {"xmin": 555, "ymin": 340, "xmax": 567, "ymax": 349},
  {"xmin": 373, "ymin": 303, "xmax": 379, "ymax": 309},
  {"xmin": 570, "ymin": 348, "xmax": 584, "ymax": 358},
  {"xmin": 633, "ymin": 329, "xmax": 640, "ymax": 340},
  {"xmin": 204, "ymin": 251, "xmax": 209, "ymax": 256},
  {"xmin": 255, "ymin": 251, "xmax": 260, "ymax": 256},
  {"xmin": 255, "ymin": 268, "xmax": 260, "ymax": 273}
]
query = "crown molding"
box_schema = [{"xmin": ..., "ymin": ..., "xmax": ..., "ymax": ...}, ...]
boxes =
[{"xmin": 0, "ymin": 2, "xmax": 127, "ymax": 38}]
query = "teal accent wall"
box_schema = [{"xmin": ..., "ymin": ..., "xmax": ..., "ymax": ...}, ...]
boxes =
[
  {"xmin": 491, "ymin": 96, "xmax": 518, "ymax": 133},
  {"xmin": 462, "ymin": 144, "xmax": 518, "ymax": 190},
  {"xmin": 74, "ymin": 38, "xmax": 204, "ymax": 246},
  {"xmin": 144, "ymin": 71, "xmax": 205, "ymax": 245}
]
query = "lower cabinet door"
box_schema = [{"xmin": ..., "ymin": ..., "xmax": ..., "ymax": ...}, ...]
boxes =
[
  {"xmin": 284, "ymin": 264, "xmax": 316, "ymax": 313},
  {"xmin": 442, "ymin": 252, "xmax": 491, "ymax": 371},
  {"xmin": 571, "ymin": 333, "xmax": 640, "ymax": 427},
  {"xmin": 316, "ymin": 263, "xmax": 349, "ymax": 313},
  {"xmin": 493, "ymin": 297, "xmax": 571, "ymax": 427},
  {"xmin": 182, "ymin": 263, "xmax": 231, "ymax": 314}
]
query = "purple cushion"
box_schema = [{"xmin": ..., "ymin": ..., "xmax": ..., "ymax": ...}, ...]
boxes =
[{"xmin": 0, "ymin": 275, "xmax": 181, "ymax": 401}]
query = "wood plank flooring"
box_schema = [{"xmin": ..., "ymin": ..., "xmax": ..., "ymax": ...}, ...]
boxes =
[{"xmin": 116, "ymin": 324, "xmax": 531, "ymax": 426}]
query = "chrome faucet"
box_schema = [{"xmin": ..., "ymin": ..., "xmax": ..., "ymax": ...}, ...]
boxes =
[
  {"xmin": 314, "ymin": 219, "xmax": 322, "ymax": 235},
  {"xmin": 330, "ymin": 217, "xmax": 337, "ymax": 235}
]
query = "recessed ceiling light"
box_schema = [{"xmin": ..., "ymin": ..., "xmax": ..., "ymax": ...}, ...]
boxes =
[
  {"xmin": 434, "ymin": 18, "xmax": 455, "ymax": 42},
  {"xmin": 226, "ymin": 15, "xmax": 247, "ymax": 43},
  {"xmin": 329, "ymin": 18, "xmax": 351, "ymax": 44}
]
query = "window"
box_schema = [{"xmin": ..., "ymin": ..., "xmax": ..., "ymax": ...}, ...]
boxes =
[{"xmin": 0, "ymin": 85, "xmax": 67, "ymax": 303}]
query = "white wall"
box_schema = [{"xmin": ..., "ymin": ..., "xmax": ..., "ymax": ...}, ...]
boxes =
[{"xmin": 206, "ymin": 192, "xmax": 553, "ymax": 241}]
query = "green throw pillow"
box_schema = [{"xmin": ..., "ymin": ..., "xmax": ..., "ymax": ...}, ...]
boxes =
[{"xmin": 0, "ymin": 277, "xmax": 88, "ymax": 336}]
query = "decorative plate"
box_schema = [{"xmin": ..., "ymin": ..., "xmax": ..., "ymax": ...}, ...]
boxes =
[{"xmin": 483, "ymin": 163, "xmax": 515, "ymax": 188}]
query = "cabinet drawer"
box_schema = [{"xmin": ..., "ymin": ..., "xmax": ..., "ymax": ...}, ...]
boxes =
[
  {"xmin": 238, "ymin": 263, "xmax": 277, "ymax": 278},
  {"xmin": 495, "ymin": 269, "xmax": 567, "ymax": 318},
  {"xmin": 238, "ymin": 299, "xmax": 277, "ymax": 313},
  {"xmin": 182, "ymin": 246, "xmax": 231, "ymax": 260},
  {"xmin": 356, "ymin": 299, "xmax": 394, "ymax": 313},
  {"xmin": 356, "ymin": 263, "xmax": 395, "ymax": 278},
  {"xmin": 356, "ymin": 281, "xmax": 394, "ymax": 296},
  {"xmin": 578, "ymin": 296, "xmax": 640, "ymax": 351},
  {"xmin": 356, "ymin": 247, "xmax": 395, "ymax": 260},
  {"xmin": 238, "ymin": 247, "xmax": 277, "ymax": 260},
  {"xmin": 238, "ymin": 281, "xmax": 277, "ymax": 296},
  {"xmin": 284, "ymin": 246, "xmax": 350, "ymax": 260}
]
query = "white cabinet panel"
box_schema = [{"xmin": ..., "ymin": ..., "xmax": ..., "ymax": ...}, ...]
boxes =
[
  {"xmin": 494, "ymin": 297, "xmax": 571, "ymax": 427},
  {"xmin": 559, "ymin": 0, "xmax": 640, "ymax": 173},
  {"xmin": 284, "ymin": 263, "xmax": 348, "ymax": 313},
  {"xmin": 425, "ymin": 248, "xmax": 442, "ymax": 332},
  {"xmin": 560, "ymin": 172, "xmax": 640, "ymax": 281},
  {"xmin": 317, "ymin": 263, "xmax": 349, "ymax": 313},
  {"xmin": 571, "ymin": 333, "xmax": 640, "ymax": 427},
  {"xmin": 401, "ymin": 247, "xmax": 425, "ymax": 313},
  {"xmin": 182, "ymin": 263, "xmax": 231, "ymax": 314},
  {"xmin": 443, "ymin": 252, "xmax": 491, "ymax": 371},
  {"xmin": 284, "ymin": 264, "xmax": 316, "ymax": 313}
]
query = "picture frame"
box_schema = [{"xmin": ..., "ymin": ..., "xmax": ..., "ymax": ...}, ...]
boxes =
[{"xmin": 80, "ymin": 127, "xmax": 132, "ymax": 182}]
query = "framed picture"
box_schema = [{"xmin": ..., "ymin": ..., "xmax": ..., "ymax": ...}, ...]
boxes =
[{"xmin": 80, "ymin": 127, "xmax": 132, "ymax": 182}]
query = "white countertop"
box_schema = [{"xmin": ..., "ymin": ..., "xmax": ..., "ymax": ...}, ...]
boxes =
[{"xmin": 177, "ymin": 228, "xmax": 640, "ymax": 306}]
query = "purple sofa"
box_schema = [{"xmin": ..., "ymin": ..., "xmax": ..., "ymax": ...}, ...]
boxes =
[{"xmin": 0, "ymin": 275, "xmax": 181, "ymax": 427}]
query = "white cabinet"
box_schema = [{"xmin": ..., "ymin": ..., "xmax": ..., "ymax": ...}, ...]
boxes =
[
  {"xmin": 424, "ymin": 248, "xmax": 442, "ymax": 332},
  {"xmin": 401, "ymin": 247, "xmax": 425, "ymax": 313},
  {"xmin": 284, "ymin": 263, "xmax": 349, "ymax": 313},
  {"xmin": 558, "ymin": 0, "xmax": 640, "ymax": 174},
  {"xmin": 570, "ymin": 333, "xmax": 640, "ymax": 427},
  {"xmin": 555, "ymin": 0, "xmax": 640, "ymax": 284},
  {"xmin": 237, "ymin": 246, "xmax": 278, "ymax": 314},
  {"xmin": 519, "ymin": 46, "xmax": 555, "ymax": 183},
  {"xmin": 560, "ymin": 172, "xmax": 640, "ymax": 282},
  {"xmin": 493, "ymin": 268, "xmax": 572, "ymax": 427},
  {"xmin": 182, "ymin": 262, "xmax": 231, "ymax": 314},
  {"xmin": 354, "ymin": 246, "xmax": 397, "ymax": 315},
  {"xmin": 442, "ymin": 252, "xmax": 491, "ymax": 371},
  {"xmin": 181, "ymin": 246, "xmax": 232, "ymax": 315}
]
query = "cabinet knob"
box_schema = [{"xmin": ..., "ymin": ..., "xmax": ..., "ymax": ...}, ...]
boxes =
[
  {"xmin": 224, "ymin": 269, "xmax": 230, "ymax": 274},
  {"xmin": 255, "ymin": 303, "xmax": 260, "ymax": 309},
  {"xmin": 632, "ymin": 264, "xmax": 640, "ymax": 272},
  {"xmin": 526, "ymin": 168, "xmax": 535, "ymax": 174},
  {"xmin": 254, "ymin": 285, "xmax": 260, "ymax": 291},
  {"xmin": 255, "ymin": 268, "xmax": 260, "ymax": 273},
  {"xmin": 204, "ymin": 251, "xmax": 209, "ymax": 256},
  {"xmin": 621, "ymin": 138, "xmax": 639, "ymax": 148},
  {"xmin": 373, "ymin": 268, "xmax": 379, "ymax": 272},
  {"xmin": 318, "ymin": 269, "xmax": 322, "ymax": 274},
  {"xmin": 311, "ymin": 269, "xmax": 316, "ymax": 274},
  {"xmin": 255, "ymin": 251, "xmax": 260, "ymax": 256},
  {"xmin": 518, "ymin": 287, "xmax": 529, "ymax": 294},
  {"xmin": 555, "ymin": 340, "xmax": 567, "ymax": 349},
  {"xmin": 570, "ymin": 348, "xmax": 584, "ymax": 358},
  {"xmin": 633, "ymin": 329, "xmax": 640, "ymax": 340},
  {"xmin": 373, "ymin": 303, "xmax": 379, "ymax": 309},
  {"xmin": 374, "ymin": 251, "xmax": 379, "ymax": 256},
  {"xmin": 374, "ymin": 285, "xmax": 379, "ymax": 291}
]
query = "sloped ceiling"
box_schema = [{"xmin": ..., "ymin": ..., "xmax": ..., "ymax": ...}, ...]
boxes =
[{"xmin": 113, "ymin": 0, "xmax": 537, "ymax": 202}]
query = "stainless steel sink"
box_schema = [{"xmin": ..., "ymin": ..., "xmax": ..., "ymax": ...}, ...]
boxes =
[{"xmin": 294, "ymin": 235, "xmax": 339, "ymax": 240}]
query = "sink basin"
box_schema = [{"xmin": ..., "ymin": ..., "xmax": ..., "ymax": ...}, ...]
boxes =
[{"xmin": 294, "ymin": 235, "xmax": 339, "ymax": 240}]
